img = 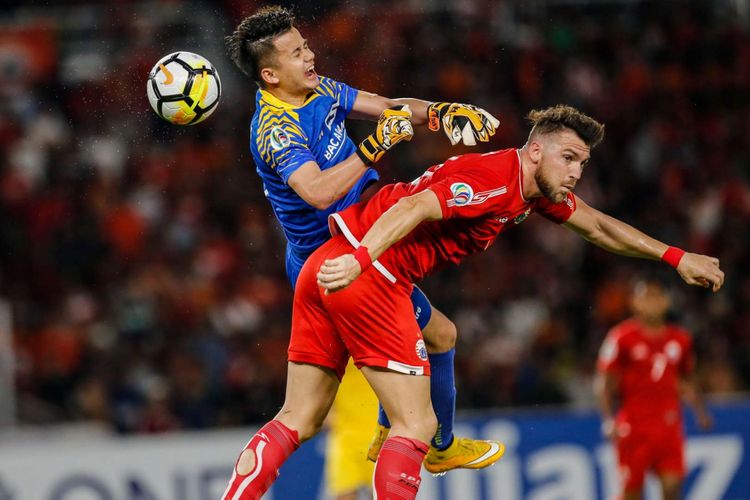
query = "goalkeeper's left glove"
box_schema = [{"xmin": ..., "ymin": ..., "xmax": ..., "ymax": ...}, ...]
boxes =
[
  {"xmin": 427, "ymin": 102, "xmax": 500, "ymax": 146},
  {"xmin": 357, "ymin": 105, "xmax": 414, "ymax": 165}
]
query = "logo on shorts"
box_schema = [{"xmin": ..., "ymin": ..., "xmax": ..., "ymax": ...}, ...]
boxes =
[
  {"xmin": 415, "ymin": 339, "xmax": 428, "ymax": 361},
  {"xmin": 269, "ymin": 126, "xmax": 291, "ymax": 151},
  {"xmin": 450, "ymin": 182, "xmax": 474, "ymax": 206}
]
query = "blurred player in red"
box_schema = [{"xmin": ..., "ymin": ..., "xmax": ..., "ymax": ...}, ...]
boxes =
[
  {"xmin": 221, "ymin": 105, "xmax": 724, "ymax": 500},
  {"xmin": 596, "ymin": 279, "xmax": 713, "ymax": 500}
]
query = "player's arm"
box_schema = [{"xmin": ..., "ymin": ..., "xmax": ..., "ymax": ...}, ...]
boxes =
[
  {"xmin": 349, "ymin": 91, "xmax": 430, "ymax": 125},
  {"xmin": 680, "ymin": 355, "xmax": 713, "ymax": 431},
  {"xmin": 316, "ymin": 189, "xmax": 443, "ymax": 292},
  {"xmin": 594, "ymin": 371, "xmax": 619, "ymax": 440},
  {"xmin": 563, "ymin": 196, "xmax": 725, "ymax": 292},
  {"xmin": 349, "ymin": 91, "xmax": 500, "ymax": 146},
  {"xmin": 288, "ymin": 157, "xmax": 370, "ymax": 210},
  {"xmin": 287, "ymin": 106, "xmax": 414, "ymax": 210}
]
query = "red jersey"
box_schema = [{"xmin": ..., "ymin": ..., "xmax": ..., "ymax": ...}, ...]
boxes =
[
  {"xmin": 597, "ymin": 318, "xmax": 694, "ymax": 426},
  {"xmin": 329, "ymin": 148, "xmax": 576, "ymax": 283}
]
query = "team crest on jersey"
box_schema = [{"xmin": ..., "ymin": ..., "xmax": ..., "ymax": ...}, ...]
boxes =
[
  {"xmin": 513, "ymin": 207, "xmax": 532, "ymax": 224},
  {"xmin": 415, "ymin": 339, "xmax": 428, "ymax": 361},
  {"xmin": 269, "ymin": 126, "xmax": 291, "ymax": 151},
  {"xmin": 450, "ymin": 183, "xmax": 474, "ymax": 206}
]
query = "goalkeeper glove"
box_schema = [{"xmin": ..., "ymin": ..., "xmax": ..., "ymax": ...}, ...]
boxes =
[
  {"xmin": 357, "ymin": 105, "xmax": 414, "ymax": 165},
  {"xmin": 427, "ymin": 102, "xmax": 500, "ymax": 146}
]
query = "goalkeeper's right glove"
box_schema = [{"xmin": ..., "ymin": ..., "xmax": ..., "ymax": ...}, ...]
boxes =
[
  {"xmin": 427, "ymin": 102, "xmax": 500, "ymax": 146},
  {"xmin": 357, "ymin": 105, "xmax": 414, "ymax": 166}
]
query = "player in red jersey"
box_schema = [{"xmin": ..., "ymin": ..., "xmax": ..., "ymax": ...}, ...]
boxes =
[
  {"xmin": 221, "ymin": 105, "xmax": 724, "ymax": 500},
  {"xmin": 596, "ymin": 279, "xmax": 713, "ymax": 500}
]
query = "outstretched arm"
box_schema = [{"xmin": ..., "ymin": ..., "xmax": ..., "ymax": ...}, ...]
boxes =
[
  {"xmin": 349, "ymin": 91, "xmax": 431, "ymax": 125},
  {"xmin": 316, "ymin": 189, "xmax": 443, "ymax": 292},
  {"xmin": 564, "ymin": 197, "xmax": 725, "ymax": 292},
  {"xmin": 350, "ymin": 91, "xmax": 500, "ymax": 146}
]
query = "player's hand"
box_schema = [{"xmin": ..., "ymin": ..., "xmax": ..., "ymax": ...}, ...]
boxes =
[
  {"xmin": 357, "ymin": 105, "xmax": 414, "ymax": 165},
  {"xmin": 427, "ymin": 102, "xmax": 500, "ymax": 146},
  {"xmin": 317, "ymin": 254, "xmax": 362, "ymax": 293},
  {"xmin": 675, "ymin": 252, "xmax": 724, "ymax": 292},
  {"xmin": 696, "ymin": 411, "xmax": 714, "ymax": 431},
  {"xmin": 601, "ymin": 418, "xmax": 616, "ymax": 441}
]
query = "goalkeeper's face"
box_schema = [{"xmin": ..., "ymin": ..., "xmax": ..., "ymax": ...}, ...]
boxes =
[
  {"xmin": 268, "ymin": 27, "xmax": 319, "ymax": 93},
  {"xmin": 535, "ymin": 129, "xmax": 590, "ymax": 203}
]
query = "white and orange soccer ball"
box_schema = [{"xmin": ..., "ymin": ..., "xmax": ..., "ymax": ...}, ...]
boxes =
[{"xmin": 146, "ymin": 51, "xmax": 221, "ymax": 125}]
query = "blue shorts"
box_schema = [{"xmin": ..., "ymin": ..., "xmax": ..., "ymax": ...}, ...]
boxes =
[{"xmin": 286, "ymin": 245, "xmax": 432, "ymax": 330}]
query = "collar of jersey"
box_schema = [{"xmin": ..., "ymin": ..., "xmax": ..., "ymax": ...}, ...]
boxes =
[{"xmin": 260, "ymin": 89, "xmax": 319, "ymax": 109}]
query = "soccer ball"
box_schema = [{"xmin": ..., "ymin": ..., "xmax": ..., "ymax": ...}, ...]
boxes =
[{"xmin": 146, "ymin": 52, "xmax": 221, "ymax": 125}]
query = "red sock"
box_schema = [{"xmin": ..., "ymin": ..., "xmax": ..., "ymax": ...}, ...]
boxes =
[
  {"xmin": 373, "ymin": 436, "xmax": 429, "ymax": 499},
  {"xmin": 221, "ymin": 420, "xmax": 300, "ymax": 500}
]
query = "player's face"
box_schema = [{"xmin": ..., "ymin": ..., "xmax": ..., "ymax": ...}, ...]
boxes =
[
  {"xmin": 631, "ymin": 282, "xmax": 671, "ymax": 323},
  {"xmin": 268, "ymin": 27, "xmax": 318, "ymax": 93},
  {"xmin": 535, "ymin": 129, "xmax": 590, "ymax": 203}
]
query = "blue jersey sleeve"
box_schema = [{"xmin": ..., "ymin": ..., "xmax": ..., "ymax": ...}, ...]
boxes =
[
  {"xmin": 257, "ymin": 118, "xmax": 316, "ymax": 184},
  {"xmin": 317, "ymin": 76, "xmax": 359, "ymax": 115}
]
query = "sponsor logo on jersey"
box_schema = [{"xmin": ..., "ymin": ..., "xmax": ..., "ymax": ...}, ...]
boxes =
[
  {"xmin": 269, "ymin": 127, "xmax": 291, "ymax": 151},
  {"xmin": 415, "ymin": 339, "xmax": 428, "ymax": 361},
  {"xmin": 449, "ymin": 182, "xmax": 474, "ymax": 206},
  {"xmin": 513, "ymin": 207, "xmax": 532, "ymax": 224},
  {"xmin": 323, "ymin": 121, "xmax": 346, "ymax": 160}
]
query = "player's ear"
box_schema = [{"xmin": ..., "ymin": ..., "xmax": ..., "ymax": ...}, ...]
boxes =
[
  {"xmin": 527, "ymin": 139, "xmax": 543, "ymax": 163},
  {"xmin": 260, "ymin": 67, "xmax": 279, "ymax": 86}
]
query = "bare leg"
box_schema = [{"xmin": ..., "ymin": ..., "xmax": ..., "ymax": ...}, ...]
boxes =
[
  {"xmin": 659, "ymin": 473, "xmax": 683, "ymax": 500},
  {"xmin": 223, "ymin": 362, "xmax": 339, "ymax": 500}
]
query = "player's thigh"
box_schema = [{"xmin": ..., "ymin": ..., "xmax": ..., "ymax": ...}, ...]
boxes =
[
  {"xmin": 421, "ymin": 305, "xmax": 457, "ymax": 353},
  {"xmin": 658, "ymin": 473, "xmax": 683, "ymax": 500},
  {"xmin": 616, "ymin": 431, "xmax": 651, "ymax": 494},
  {"xmin": 654, "ymin": 429, "xmax": 685, "ymax": 499},
  {"xmin": 360, "ymin": 366, "xmax": 436, "ymax": 443},
  {"xmin": 412, "ymin": 287, "xmax": 456, "ymax": 354},
  {"xmin": 323, "ymin": 271, "xmax": 430, "ymax": 376},
  {"xmin": 289, "ymin": 239, "xmax": 350, "ymax": 380},
  {"xmin": 276, "ymin": 361, "xmax": 340, "ymax": 441}
]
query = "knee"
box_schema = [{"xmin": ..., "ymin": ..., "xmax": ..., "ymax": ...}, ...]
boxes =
[
  {"xmin": 423, "ymin": 316, "xmax": 457, "ymax": 353},
  {"xmin": 275, "ymin": 409, "xmax": 325, "ymax": 443},
  {"xmin": 392, "ymin": 411, "xmax": 438, "ymax": 444}
]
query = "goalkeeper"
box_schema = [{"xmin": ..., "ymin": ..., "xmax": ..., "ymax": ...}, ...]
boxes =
[{"xmin": 225, "ymin": 4, "xmax": 503, "ymax": 482}]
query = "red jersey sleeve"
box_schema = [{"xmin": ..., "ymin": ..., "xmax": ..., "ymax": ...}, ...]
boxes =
[
  {"xmin": 535, "ymin": 192, "xmax": 577, "ymax": 224},
  {"xmin": 427, "ymin": 155, "xmax": 511, "ymax": 220},
  {"xmin": 597, "ymin": 328, "xmax": 625, "ymax": 375}
]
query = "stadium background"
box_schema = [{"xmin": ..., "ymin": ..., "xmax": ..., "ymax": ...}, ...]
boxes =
[{"xmin": 0, "ymin": 0, "xmax": 748, "ymax": 498}]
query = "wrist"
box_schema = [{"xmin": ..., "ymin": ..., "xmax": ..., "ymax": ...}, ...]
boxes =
[
  {"xmin": 353, "ymin": 245, "xmax": 372, "ymax": 272},
  {"xmin": 661, "ymin": 246, "xmax": 685, "ymax": 268},
  {"xmin": 356, "ymin": 137, "xmax": 381, "ymax": 166},
  {"xmin": 427, "ymin": 102, "xmax": 446, "ymax": 132}
]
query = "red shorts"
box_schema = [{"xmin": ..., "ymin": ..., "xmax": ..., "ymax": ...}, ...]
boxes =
[
  {"xmin": 288, "ymin": 235, "xmax": 430, "ymax": 380},
  {"xmin": 615, "ymin": 420, "xmax": 685, "ymax": 492}
]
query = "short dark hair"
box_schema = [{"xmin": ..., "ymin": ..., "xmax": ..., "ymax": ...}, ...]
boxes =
[
  {"xmin": 225, "ymin": 6, "xmax": 295, "ymax": 86},
  {"xmin": 526, "ymin": 105, "xmax": 605, "ymax": 149}
]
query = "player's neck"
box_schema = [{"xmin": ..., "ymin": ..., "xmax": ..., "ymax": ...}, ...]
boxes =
[
  {"xmin": 638, "ymin": 317, "xmax": 666, "ymax": 335},
  {"xmin": 518, "ymin": 146, "xmax": 542, "ymax": 200},
  {"xmin": 265, "ymin": 85, "xmax": 310, "ymax": 107}
]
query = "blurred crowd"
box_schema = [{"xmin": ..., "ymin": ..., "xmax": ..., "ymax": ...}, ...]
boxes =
[{"xmin": 1, "ymin": 0, "xmax": 748, "ymax": 433}]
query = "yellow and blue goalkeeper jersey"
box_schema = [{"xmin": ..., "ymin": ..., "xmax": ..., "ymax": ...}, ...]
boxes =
[{"xmin": 250, "ymin": 76, "xmax": 378, "ymax": 284}]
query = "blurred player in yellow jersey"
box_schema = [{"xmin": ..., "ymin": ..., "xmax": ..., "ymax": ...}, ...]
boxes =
[{"xmin": 325, "ymin": 360, "xmax": 378, "ymax": 500}]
